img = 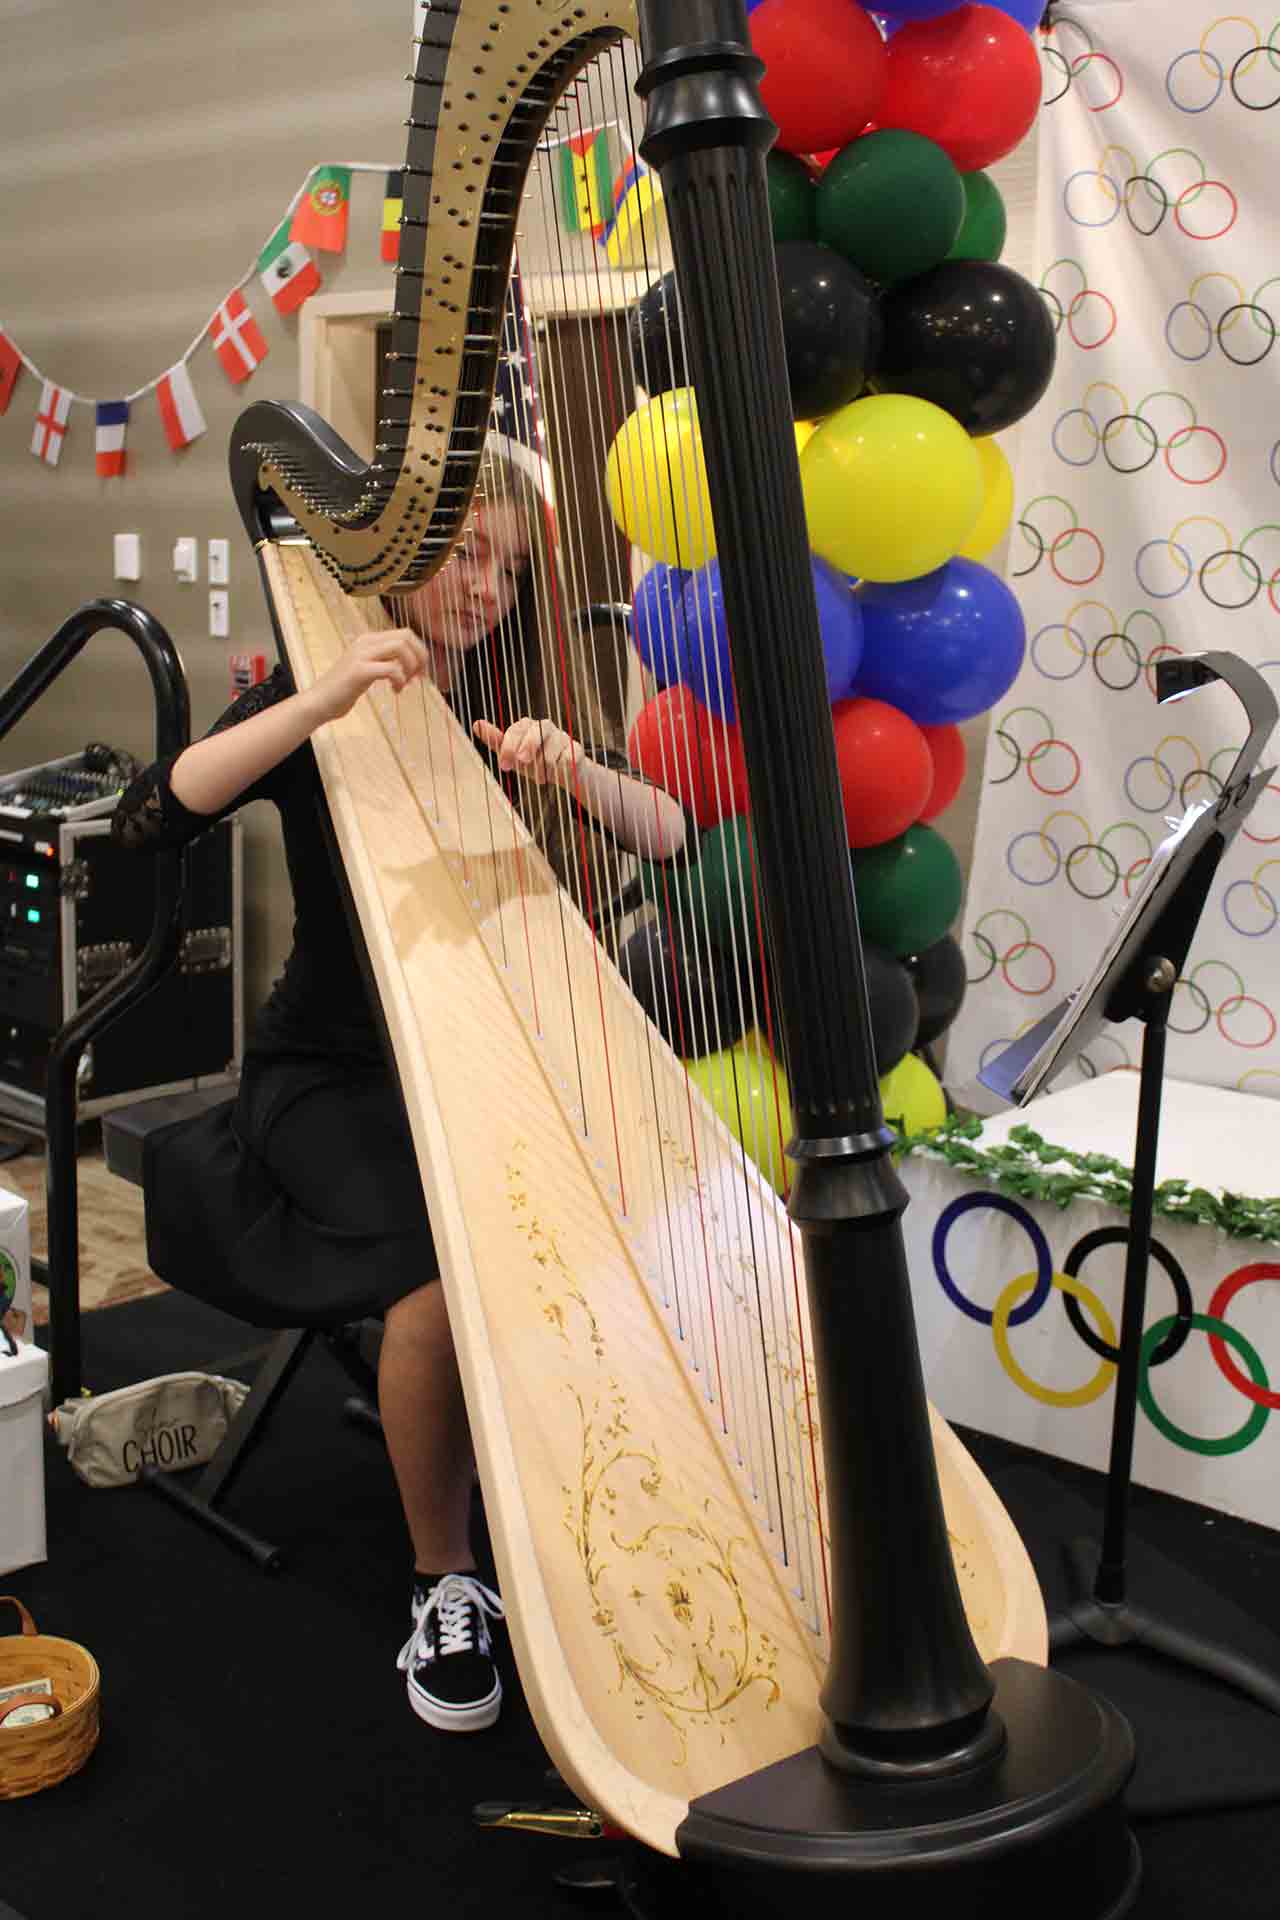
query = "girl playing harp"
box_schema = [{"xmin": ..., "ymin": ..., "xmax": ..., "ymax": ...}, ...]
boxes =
[{"xmin": 111, "ymin": 437, "xmax": 689, "ymax": 1733}]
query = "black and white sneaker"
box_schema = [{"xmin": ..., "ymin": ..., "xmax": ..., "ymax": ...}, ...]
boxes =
[{"xmin": 397, "ymin": 1572, "xmax": 505, "ymax": 1732}]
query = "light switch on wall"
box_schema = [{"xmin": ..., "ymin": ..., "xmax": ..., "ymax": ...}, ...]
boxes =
[
  {"xmin": 208, "ymin": 539, "xmax": 230, "ymax": 586},
  {"xmin": 208, "ymin": 589, "xmax": 230, "ymax": 639},
  {"xmin": 113, "ymin": 533, "xmax": 141, "ymax": 581},
  {"xmin": 173, "ymin": 537, "xmax": 198, "ymax": 583}
]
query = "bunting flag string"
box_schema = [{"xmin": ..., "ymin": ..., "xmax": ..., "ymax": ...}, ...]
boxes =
[{"xmin": 0, "ymin": 159, "xmax": 397, "ymax": 474}]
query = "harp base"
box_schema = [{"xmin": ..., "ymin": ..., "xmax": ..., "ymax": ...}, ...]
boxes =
[{"xmin": 623, "ymin": 1659, "xmax": 1139, "ymax": 1919}]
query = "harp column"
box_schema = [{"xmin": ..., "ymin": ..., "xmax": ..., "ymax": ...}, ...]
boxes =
[{"xmin": 632, "ymin": 3, "xmax": 1139, "ymax": 1914}]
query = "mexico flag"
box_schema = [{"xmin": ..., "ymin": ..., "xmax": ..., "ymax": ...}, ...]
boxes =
[
  {"xmin": 156, "ymin": 361, "xmax": 206, "ymax": 451},
  {"xmin": 210, "ymin": 290, "xmax": 269, "ymax": 384},
  {"xmin": 258, "ymin": 222, "xmax": 321, "ymax": 316},
  {"xmin": 95, "ymin": 400, "xmax": 129, "ymax": 477},
  {"xmin": 0, "ymin": 328, "xmax": 21, "ymax": 415},
  {"xmin": 291, "ymin": 165, "xmax": 351, "ymax": 253},
  {"xmin": 31, "ymin": 381, "xmax": 70, "ymax": 466}
]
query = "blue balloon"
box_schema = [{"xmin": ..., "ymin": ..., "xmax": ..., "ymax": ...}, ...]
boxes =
[
  {"xmin": 853, "ymin": 560, "xmax": 1025, "ymax": 726},
  {"xmin": 680, "ymin": 556, "xmax": 862, "ymax": 725},
  {"xmin": 631, "ymin": 563, "xmax": 688, "ymax": 690},
  {"xmin": 879, "ymin": 0, "xmax": 1042, "ymax": 25}
]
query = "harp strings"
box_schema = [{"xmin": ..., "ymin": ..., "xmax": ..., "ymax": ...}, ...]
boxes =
[{"xmin": 357, "ymin": 32, "xmax": 829, "ymax": 1632}]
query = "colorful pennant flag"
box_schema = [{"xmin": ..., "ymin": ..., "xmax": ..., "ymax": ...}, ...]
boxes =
[
  {"xmin": 381, "ymin": 170, "xmax": 403, "ymax": 263},
  {"xmin": 603, "ymin": 171, "xmax": 668, "ymax": 270},
  {"xmin": 290, "ymin": 165, "xmax": 351, "ymax": 253},
  {"xmin": 156, "ymin": 361, "xmax": 206, "ymax": 451},
  {"xmin": 95, "ymin": 400, "xmax": 129, "ymax": 477},
  {"xmin": 557, "ymin": 128, "xmax": 613, "ymax": 237},
  {"xmin": 257, "ymin": 222, "xmax": 322, "ymax": 315},
  {"xmin": 31, "ymin": 380, "xmax": 70, "ymax": 466},
  {"xmin": 0, "ymin": 329, "xmax": 21, "ymax": 415},
  {"xmin": 209, "ymin": 290, "xmax": 269, "ymax": 384}
]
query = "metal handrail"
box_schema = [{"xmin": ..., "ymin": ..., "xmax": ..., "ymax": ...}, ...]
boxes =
[{"xmin": 0, "ymin": 599, "xmax": 190, "ymax": 1403}]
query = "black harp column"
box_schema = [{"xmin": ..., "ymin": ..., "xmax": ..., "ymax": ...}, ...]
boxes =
[{"xmin": 631, "ymin": 4, "xmax": 1139, "ymax": 1915}]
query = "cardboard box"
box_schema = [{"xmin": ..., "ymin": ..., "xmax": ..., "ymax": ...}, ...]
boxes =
[
  {"xmin": 0, "ymin": 1183, "xmax": 32, "ymax": 1347},
  {"xmin": 0, "ymin": 1339, "xmax": 48, "ymax": 1574}
]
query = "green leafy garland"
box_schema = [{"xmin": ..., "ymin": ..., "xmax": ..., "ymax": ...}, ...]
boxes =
[{"xmin": 890, "ymin": 1112, "xmax": 1280, "ymax": 1247}]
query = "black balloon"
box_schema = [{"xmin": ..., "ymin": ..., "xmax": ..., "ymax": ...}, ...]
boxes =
[
  {"xmin": 873, "ymin": 260, "xmax": 1056, "ymax": 436},
  {"xmin": 626, "ymin": 271, "xmax": 686, "ymax": 400},
  {"xmin": 775, "ymin": 241, "xmax": 883, "ymax": 422},
  {"xmin": 619, "ymin": 919, "xmax": 747, "ymax": 1058},
  {"xmin": 902, "ymin": 936, "xmax": 967, "ymax": 1049},
  {"xmin": 864, "ymin": 944, "xmax": 920, "ymax": 1075}
]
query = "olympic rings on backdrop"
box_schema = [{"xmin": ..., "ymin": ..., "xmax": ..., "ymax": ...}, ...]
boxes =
[
  {"xmin": 1139, "ymin": 1314, "xmax": 1270, "ymax": 1454},
  {"xmin": 1166, "ymin": 46, "xmax": 1224, "ymax": 113},
  {"xmin": 1026, "ymin": 738, "xmax": 1082, "ymax": 796},
  {"xmin": 1006, "ymin": 830, "xmax": 1061, "ymax": 886},
  {"xmin": 1012, "ymin": 494, "xmax": 1078, "ymax": 582},
  {"xmin": 1209, "ymin": 1265, "xmax": 1280, "ymax": 1407},
  {"xmin": 1062, "ymin": 1228, "xmax": 1194, "ymax": 1365},
  {"xmin": 932, "ymin": 1194, "xmax": 1279, "ymax": 1452},
  {"xmin": 1229, "ymin": 34, "xmax": 1280, "ymax": 111},
  {"xmin": 992, "ymin": 1271, "xmax": 1117, "ymax": 1409},
  {"xmin": 933, "ymin": 1194, "xmax": 1053, "ymax": 1327},
  {"xmin": 1217, "ymin": 994, "xmax": 1278, "ymax": 1049},
  {"xmin": 1168, "ymin": 275, "xmax": 1279, "ymax": 364},
  {"xmin": 1031, "ymin": 622, "xmax": 1088, "ymax": 679},
  {"xmin": 1182, "ymin": 958, "xmax": 1276, "ymax": 1049},
  {"xmin": 1222, "ymin": 875, "xmax": 1280, "ymax": 937},
  {"xmin": 1169, "ymin": 975, "xmax": 1214, "ymax": 1036}
]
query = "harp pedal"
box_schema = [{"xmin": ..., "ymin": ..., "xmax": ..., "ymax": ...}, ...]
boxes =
[{"xmin": 472, "ymin": 1800, "xmax": 609, "ymax": 1841}]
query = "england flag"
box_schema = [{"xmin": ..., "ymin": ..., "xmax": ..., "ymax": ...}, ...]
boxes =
[{"xmin": 31, "ymin": 380, "xmax": 71, "ymax": 466}]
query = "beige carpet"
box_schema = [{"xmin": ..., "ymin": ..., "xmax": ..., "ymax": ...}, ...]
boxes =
[{"xmin": 0, "ymin": 1143, "xmax": 168, "ymax": 1325}]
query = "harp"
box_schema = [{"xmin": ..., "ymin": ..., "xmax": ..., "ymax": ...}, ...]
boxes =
[{"xmin": 230, "ymin": 3, "xmax": 1135, "ymax": 1909}]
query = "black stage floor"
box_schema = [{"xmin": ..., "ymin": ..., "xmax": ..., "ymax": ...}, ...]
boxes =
[{"xmin": 4, "ymin": 1290, "xmax": 1280, "ymax": 1919}]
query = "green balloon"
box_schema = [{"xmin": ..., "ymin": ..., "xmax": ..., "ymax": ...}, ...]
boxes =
[
  {"xmin": 853, "ymin": 826, "xmax": 962, "ymax": 957},
  {"xmin": 641, "ymin": 816, "xmax": 755, "ymax": 958},
  {"xmin": 948, "ymin": 171, "xmax": 1007, "ymax": 263},
  {"xmin": 767, "ymin": 152, "xmax": 817, "ymax": 245},
  {"xmin": 816, "ymin": 130, "xmax": 965, "ymax": 288}
]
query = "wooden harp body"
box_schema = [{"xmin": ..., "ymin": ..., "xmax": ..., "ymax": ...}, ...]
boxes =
[{"xmin": 232, "ymin": 0, "xmax": 1046, "ymax": 1863}]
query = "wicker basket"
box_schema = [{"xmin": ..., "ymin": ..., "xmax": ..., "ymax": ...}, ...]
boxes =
[{"xmin": 0, "ymin": 1596, "xmax": 100, "ymax": 1799}]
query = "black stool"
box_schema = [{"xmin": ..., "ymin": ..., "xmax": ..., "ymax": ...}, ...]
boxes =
[{"xmin": 102, "ymin": 1087, "xmax": 382, "ymax": 1572}]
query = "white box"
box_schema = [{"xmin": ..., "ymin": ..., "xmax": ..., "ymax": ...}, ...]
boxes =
[
  {"xmin": 0, "ymin": 1340, "xmax": 49, "ymax": 1574},
  {"xmin": 0, "ymin": 1184, "xmax": 32, "ymax": 1345}
]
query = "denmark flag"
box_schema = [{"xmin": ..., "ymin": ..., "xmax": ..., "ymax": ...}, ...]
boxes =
[
  {"xmin": 31, "ymin": 380, "xmax": 71, "ymax": 466},
  {"xmin": 156, "ymin": 361, "xmax": 207, "ymax": 452},
  {"xmin": 210, "ymin": 291, "xmax": 269, "ymax": 385}
]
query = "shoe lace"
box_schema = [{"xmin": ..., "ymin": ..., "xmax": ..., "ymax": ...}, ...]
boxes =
[{"xmin": 397, "ymin": 1573, "xmax": 505, "ymax": 1671}]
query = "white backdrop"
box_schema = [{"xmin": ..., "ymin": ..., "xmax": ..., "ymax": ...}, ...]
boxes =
[{"xmin": 950, "ymin": 0, "xmax": 1280, "ymax": 1104}]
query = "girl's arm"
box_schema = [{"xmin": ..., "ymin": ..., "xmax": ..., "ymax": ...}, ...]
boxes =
[
  {"xmin": 473, "ymin": 715, "xmax": 688, "ymax": 861},
  {"xmin": 171, "ymin": 629, "xmax": 427, "ymax": 816}
]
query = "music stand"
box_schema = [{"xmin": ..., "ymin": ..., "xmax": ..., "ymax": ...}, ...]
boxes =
[{"xmin": 980, "ymin": 650, "xmax": 1280, "ymax": 1712}]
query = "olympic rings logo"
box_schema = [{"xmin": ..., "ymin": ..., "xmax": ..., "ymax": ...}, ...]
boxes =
[
  {"xmin": 1039, "ymin": 259, "xmax": 1116, "ymax": 351},
  {"xmin": 1041, "ymin": 18, "xmax": 1125, "ymax": 113},
  {"xmin": 966, "ymin": 908, "xmax": 1056, "ymax": 997},
  {"xmin": 1168, "ymin": 957, "xmax": 1276, "ymax": 1049},
  {"xmin": 1133, "ymin": 518, "xmax": 1280, "ymax": 612},
  {"xmin": 1166, "ymin": 20, "xmax": 1280, "ymax": 114},
  {"xmin": 932, "ymin": 1194, "xmax": 1280, "ymax": 1454},
  {"xmin": 1050, "ymin": 383, "xmax": 1228, "ymax": 487},
  {"xmin": 1012, "ymin": 494, "xmax": 1106, "ymax": 586},
  {"xmin": 1166, "ymin": 273, "xmax": 1280, "ymax": 367},
  {"xmin": 1056, "ymin": 144, "xmax": 1239, "ymax": 241}
]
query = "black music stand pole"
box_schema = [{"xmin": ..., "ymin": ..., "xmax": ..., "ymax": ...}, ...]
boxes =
[{"xmin": 981, "ymin": 650, "xmax": 1280, "ymax": 1714}]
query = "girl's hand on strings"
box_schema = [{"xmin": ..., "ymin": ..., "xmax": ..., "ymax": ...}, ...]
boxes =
[
  {"xmin": 473, "ymin": 716, "xmax": 585, "ymax": 788},
  {"xmin": 305, "ymin": 629, "xmax": 428, "ymax": 725}
]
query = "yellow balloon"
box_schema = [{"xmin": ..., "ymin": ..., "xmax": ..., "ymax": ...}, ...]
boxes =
[
  {"xmin": 879, "ymin": 1052, "xmax": 947, "ymax": 1136},
  {"xmin": 801, "ymin": 393, "xmax": 982, "ymax": 583},
  {"xmin": 794, "ymin": 419, "xmax": 819, "ymax": 456},
  {"xmin": 957, "ymin": 436, "xmax": 1014, "ymax": 562},
  {"xmin": 686, "ymin": 1031, "xmax": 793, "ymax": 1198},
  {"xmin": 605, "ymin": 388, "xmax": 716, "ymax": 570}
]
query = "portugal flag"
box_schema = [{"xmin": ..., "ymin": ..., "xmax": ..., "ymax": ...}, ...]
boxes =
[{"xmin": 290, "ymin": 165, "xmax": 351, "ymax": 253}]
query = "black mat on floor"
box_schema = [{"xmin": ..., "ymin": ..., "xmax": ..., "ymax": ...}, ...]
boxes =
[{"xmin": 1, "ymin": 1294, "xmax": 1278, "ymax": 1920}]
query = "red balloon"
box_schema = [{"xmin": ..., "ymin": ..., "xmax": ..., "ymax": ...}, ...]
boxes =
[
  {"xmin": 920, "ymin": 722, "xmax": 966, "ymax": 820},
  {"xmin": 832, "ymin": 698, "xmax": 933, "ymax": 847},
  {"xmin": 628, "ymin": 685, "xmax": 749, "ymax": 832},
  {"xmin": 753, "ymin": 0, "xmax": 888, "ymax": 156},
  {"xmin": 878, "ymin": 4, "xmax": 1042, "ymax": 172}
]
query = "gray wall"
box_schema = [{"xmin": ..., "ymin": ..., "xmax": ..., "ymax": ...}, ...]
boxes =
[
  {"xmin": 0, "ymin": 3, "xmax": 1039, "ymax": 1026},
  {"xmin": 0, "ymin": 0, "xmax": 407, "ymax": 1009}
]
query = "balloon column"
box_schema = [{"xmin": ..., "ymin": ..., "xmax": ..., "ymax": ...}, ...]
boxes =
[{"xmin": 610, "ymin": 0, "xmax": 1054, "ymax": 1176}]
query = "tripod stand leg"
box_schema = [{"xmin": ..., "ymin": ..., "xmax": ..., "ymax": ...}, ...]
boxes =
[{"xmin": 1127, "ymin": 1604, "xmax": 1280, "ymax": 1716}]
